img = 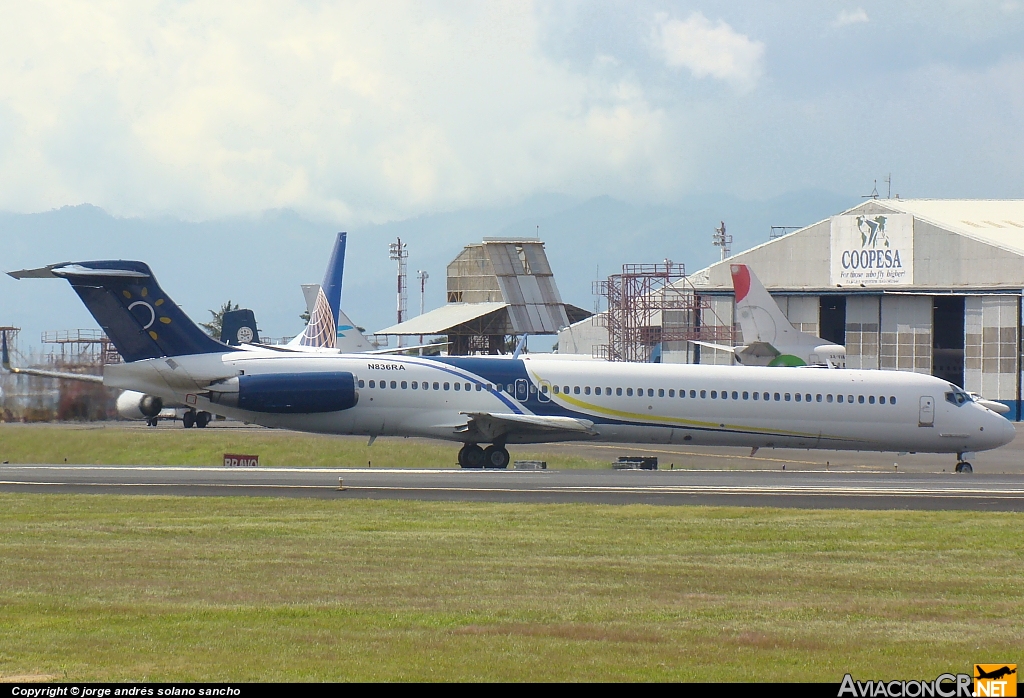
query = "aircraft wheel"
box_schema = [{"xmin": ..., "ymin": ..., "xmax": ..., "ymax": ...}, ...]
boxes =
[
  {"xmin": 195, "ymin": 411, "xmax": 210, "ymax": 428},
  {"xmin": 483, "ymin": 445, "xmax": 510, "ymax": 469},
  {"xmin": 183, "ymin": 411, "xmax": 195, "ymax": 429},
  {"xmin": 147, "ymin": 417, "xmax": 159, "ymax": 427},
  {"xmin": 957, "ymin": 462, "xmax": 973, "ymax": 474},
  {"xmin": 459, "ymin": 444, "xmax": 485, "ymax": 469}
]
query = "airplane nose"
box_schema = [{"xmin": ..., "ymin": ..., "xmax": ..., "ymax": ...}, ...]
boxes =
[{"xmin": 985, "ymin": 411, "xmax": 1017, "ymax": 449}]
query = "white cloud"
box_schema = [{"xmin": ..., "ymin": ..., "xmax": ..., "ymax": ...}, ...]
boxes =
[
  {"xmin": 0, "ymin": 1, "xmax": 673, "ymax": 222},
  {"xmin": 832, "ymin": 8, "xmax": 870, "ymax": 28},
  {"xmin": 652, "ymin": 12, "xmax": 765, "ymax": 89}
]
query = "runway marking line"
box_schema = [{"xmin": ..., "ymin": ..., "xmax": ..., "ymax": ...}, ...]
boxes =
[{"xmin": 1, "ymin": 481, "xmax": 1023, "ymax": 499}]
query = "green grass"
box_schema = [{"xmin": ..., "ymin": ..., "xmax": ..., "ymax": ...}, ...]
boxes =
[
  {"xmin": 0, "ymin": 424, "xmax": 606, "ymax": 468},
  {"xmin": 0, "ymin": 494, "xmax": 1021, "ymax": 681}
]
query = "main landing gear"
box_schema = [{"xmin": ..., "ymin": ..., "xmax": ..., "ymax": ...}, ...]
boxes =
[
  {"xmin": 458, "ymin": 443, "xmax": 510, "ymax": 469},
  {"xmin": 182, "ymin": 410, "xmax": 211, "ymax": 429},
  {"xmin": 955, "ymin": 452, "xmax": 974, "ymax": 474}
]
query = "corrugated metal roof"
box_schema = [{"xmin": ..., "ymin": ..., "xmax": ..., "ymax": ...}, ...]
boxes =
[
  {"xmin": 376, "ymin": 302, "xmax": 508, "ymax": 335},
  {"xmin": 484, "ymin": 241, "xmax": 569, "ymax": 333},
  {"xmin": 873, "ymin": 199, "xmax": 1024, "ymax": 255}
]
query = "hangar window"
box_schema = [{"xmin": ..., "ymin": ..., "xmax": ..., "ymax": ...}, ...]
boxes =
[
  {"xmin": 617, "ymin": 388, "xmax": 623, "ymax": 396},
  {"xmin": 658, "ymin": 389, "xmax": 665, "ymax": 397},
  {"xmin": 585, "ymin": 387, "xmax": 591, "ymax": 395},
  {"xmin": 858, "ymin": 395, "xmax": 864, "ymax": 404},
  {"xmin": 401, "ymin": 381, "xmax": 408, "ymax": 389},
  {"xmin": 368, "ymin": 380, "xmax": 375, "ymax": 388},
  {"xmin": 826, "ymin": 394, "xmax": 833, "ymax": 403},
  {"xmin": 433, "ymin": 382, "xmax": 440, "ymax": 390}
]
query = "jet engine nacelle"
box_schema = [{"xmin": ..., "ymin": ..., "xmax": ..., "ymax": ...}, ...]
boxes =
[
  {"xmin": 206, "ymin": 371, "xmax": 358, "ymax": 414},
  {"xmin": 116, "ymin": 390, "xmax": 164, "ymax": 420}
]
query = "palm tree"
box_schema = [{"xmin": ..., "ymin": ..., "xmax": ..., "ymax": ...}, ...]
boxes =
[{"xmin": 200, "ymin": 301, "xmax": 240, "ymax": 339}]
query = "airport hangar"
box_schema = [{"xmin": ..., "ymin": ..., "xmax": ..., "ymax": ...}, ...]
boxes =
[{"xmin": 560, "ymin": 199, "xmax": 1024, "ymax": 419}]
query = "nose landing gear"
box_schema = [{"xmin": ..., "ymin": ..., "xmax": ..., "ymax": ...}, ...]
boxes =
[
  {"xmin": 458, "ymin": 443, "xmax": 510, "ymax": 469},
  {"xmin": 955, "ymin": 452, "xmax": 974, "ymax": 474}
]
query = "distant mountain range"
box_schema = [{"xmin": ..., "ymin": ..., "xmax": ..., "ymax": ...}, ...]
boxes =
[{"xmin": 0, "ymin": 190, "xmax": 855, "ymax": 353}]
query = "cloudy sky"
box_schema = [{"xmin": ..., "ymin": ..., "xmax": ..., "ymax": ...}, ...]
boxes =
[{"xmin": 1, "ymin": 1, "xmax": 1022, "ymax": 225}]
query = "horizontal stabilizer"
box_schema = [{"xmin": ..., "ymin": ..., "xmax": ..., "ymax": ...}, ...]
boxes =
[{"xmin": 688, "ymin": 340, "xmax": 737, "ymax": 353}]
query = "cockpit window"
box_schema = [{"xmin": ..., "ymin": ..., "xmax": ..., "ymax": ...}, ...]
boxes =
[{"xmin": 945, "ymin": 387, "xmax": 972, "ymax": 406}]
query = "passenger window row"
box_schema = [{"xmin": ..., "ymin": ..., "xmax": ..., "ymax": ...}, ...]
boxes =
[
  {"xmin": 354, "ymin": 378, "xmax": 896, "ymax": 406},
  {"xmin": 550, "ymin": 384, "xmax": 896, "ymax": 405},
  {"xmin": 356, "ymin": 379, "xmax": 496, "ymax": 392}
]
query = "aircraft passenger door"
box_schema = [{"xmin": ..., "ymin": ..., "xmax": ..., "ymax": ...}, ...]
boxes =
[
  {"xmin": 918, "ymin": 396, "xmax": 935, "ymax": 427},
  {"xmin": 515, "ymin": 379, "xmax": 529, "ymax": 402}
]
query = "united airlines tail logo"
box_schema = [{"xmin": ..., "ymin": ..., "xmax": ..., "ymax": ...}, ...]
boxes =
[
  {"xmin": 300, "ymin": 286, "xmax": 337, "ymax": 348},
  {"xmin": 857, "ymin": 215, "xmax": 890, "ymax": 248},
  {"xmin": 122, "ymin": 286, "xmax": 171, "ymax": 341}
]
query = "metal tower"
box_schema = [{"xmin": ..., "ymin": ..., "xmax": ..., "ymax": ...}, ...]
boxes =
[
  {"xmin": 389, "ymin": 238, "xmax": 409, "ymax": 348},
  {"xmin": 712, "ymin": 221, "xmax": 732, "ymax": 261}
]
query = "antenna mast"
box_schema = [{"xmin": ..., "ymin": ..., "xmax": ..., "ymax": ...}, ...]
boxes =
[
  {"xmin": 416, "ymin": 269, "xmax": 429, "ymax": 346},
  {"xmin": 389, "ymin": 237, "xmax": 408, "ymax": 348},
  {"xmin": 712, "ymin": 221, "xmax": 732, "ymax": 261}
]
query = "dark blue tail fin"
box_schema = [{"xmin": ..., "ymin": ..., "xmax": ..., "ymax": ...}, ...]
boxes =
[
  {"xmin": 221, "ymin": 309, "xmax": 260, "ymax": 346},
  {"xmin": 10, "ymin": 261, "xmax": 227, "ymax": 362}
]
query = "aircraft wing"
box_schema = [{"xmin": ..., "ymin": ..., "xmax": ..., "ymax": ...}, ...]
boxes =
[
  {"xmin": 2, "ymin": 332, "xmax": 104, "ymax": 383},
  {"xmin": 456, "ymin": 412, "xmax": 597, "ymax": 442}
]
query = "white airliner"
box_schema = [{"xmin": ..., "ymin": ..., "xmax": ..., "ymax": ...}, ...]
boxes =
[
  {"xmin": 4, "ymin": 260, "xmax": 1015, "ymax": 473},
  {"xmin": 692, "ymin": 263, "xmax": 847, "ymax": 368}
]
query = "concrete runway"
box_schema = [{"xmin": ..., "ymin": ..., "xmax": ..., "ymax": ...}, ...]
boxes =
[{"xmin": 2, "ymin": 463, "xmax": 1023, "ymax": 511}]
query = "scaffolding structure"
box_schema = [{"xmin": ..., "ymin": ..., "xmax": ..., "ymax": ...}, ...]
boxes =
[
  {"xmin": 41, "ymin": 329, "xmax": 121, "ymax": 367},
  {"xmin": 594, "ymin": 262, "xmax": 736, "ymax": 363}
]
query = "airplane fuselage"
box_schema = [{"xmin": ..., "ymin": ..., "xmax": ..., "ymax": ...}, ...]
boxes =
[{"xmin": 103, "ymin": 351, "xmax": 1014, "ymax": 455}]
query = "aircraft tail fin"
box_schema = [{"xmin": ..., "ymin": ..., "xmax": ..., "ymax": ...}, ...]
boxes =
[
  {"xmin": 221, "ymin": 309, "xmax": 260, "ymax": 346},
  {"xmin": 295, "ymin": 232, "xmax": 347, "ymax": 349},
  {"xmin": 731, "ymin": 263, "xmax": 807, "ymax": 347},
  {"xmin": 7, "ymin": 261, "xmax": 227, "ymax": 362}
]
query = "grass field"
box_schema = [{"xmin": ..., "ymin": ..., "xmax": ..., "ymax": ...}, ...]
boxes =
[
  {"xmin": 0, "ymin": 423, "xmax": 607, "ymax": 468},
  {"xmin": 0, "ymin": 493, "xmax": 1020, "ymax": 682}
]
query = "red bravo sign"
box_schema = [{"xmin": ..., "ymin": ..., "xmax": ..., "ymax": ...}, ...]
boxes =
[{"xmin": 223, "ymin": 454, "xmax": 259, "ymax": 467}]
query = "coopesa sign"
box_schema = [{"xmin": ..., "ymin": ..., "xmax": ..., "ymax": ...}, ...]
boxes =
[{"xmin": 830, "ymin": 213, "xmax": 914, "ymax": 286}]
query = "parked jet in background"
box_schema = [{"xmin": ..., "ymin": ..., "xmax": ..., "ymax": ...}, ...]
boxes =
[
  {"xmin": 5, "ymin": 259, "xmax": 1014, "ymax": 473},
  {"xmin": 692, "ymin": 263, "xmax": 847, "ymax": 368}
]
